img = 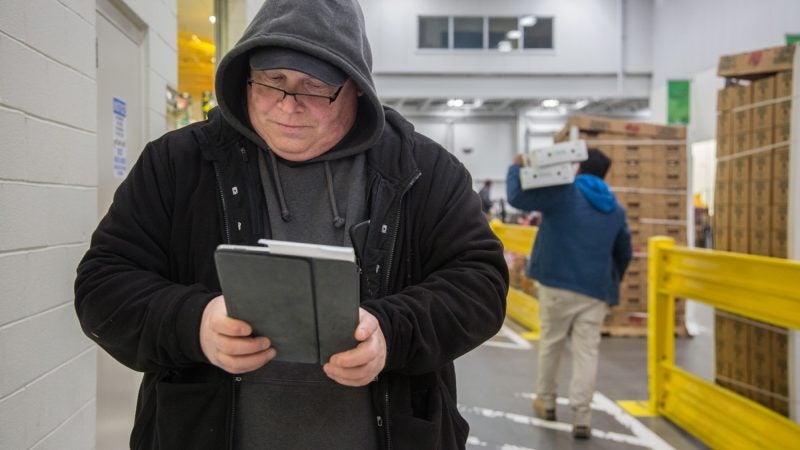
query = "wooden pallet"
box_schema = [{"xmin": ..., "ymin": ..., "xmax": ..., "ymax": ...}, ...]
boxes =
[{"xmin": 601, "ymin": 323, "xmax": 690, "ymax": 337}]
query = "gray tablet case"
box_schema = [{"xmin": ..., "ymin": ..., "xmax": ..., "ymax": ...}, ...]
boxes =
[{"xmin": 214, "ymin": 244, "xmax": 359, "ymax": 365}]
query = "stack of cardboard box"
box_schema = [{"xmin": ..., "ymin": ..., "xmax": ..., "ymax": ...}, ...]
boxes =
[
  {"xmin": 713, "ymin": 43, "xmax": 795, "ymax": 417},
  {"xmin": 554, "ymin": 115, "xmax": 688, "ymax": 336}
]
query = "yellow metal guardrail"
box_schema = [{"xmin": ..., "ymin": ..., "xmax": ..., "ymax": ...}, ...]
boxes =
[
  {"xmin": 489, "ymin": 220, "xmax": 540, "ymax": 339},
  {"xmin": 648, "ymin": 236, "xmax": 800, "ymax": 448}
]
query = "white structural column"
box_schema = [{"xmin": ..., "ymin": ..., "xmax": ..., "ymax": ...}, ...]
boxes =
[{"xmin": 788, "ymin": 45, "xmax": 800, "ymax": 424}]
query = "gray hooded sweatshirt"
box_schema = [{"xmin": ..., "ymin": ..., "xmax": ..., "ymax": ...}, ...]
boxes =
[{"xmin": 213, "ymin": 0, "xmax": 384, "ymax": 448}]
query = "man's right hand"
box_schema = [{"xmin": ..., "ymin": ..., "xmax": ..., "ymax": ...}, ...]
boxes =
[{"xmin": 200, "ymin": 295, "xmax": 276, "ymax": 373}]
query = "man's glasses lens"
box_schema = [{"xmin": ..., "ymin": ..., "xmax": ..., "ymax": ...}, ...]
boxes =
[{"xmin": 248, "ymin": 80, "xmax": 342, "ymax": 107}]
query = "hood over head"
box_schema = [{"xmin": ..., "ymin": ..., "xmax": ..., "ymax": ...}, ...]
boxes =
[
  {"xmin": 575, "ymin": 174, "xmax": 617, "ymax": 213},
  {"xmin": 214, "ymin": 0, "xmax": 384, "ymax": 162}
]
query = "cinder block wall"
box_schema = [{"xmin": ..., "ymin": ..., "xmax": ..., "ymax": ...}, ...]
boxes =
[{"xmin": 0, "ymin": 0, "xmax": 177, "ymax": 447}]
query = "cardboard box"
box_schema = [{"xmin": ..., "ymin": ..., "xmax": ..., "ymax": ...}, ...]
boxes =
[
  {"xmin": 558, "ymin": 115, "xmax": 687, "ymax": 140},
  {"xmin": 749, "ymin": 151, "xmax": 773, "ymax": 180},
  {"xmin": 748, "ymin": 325, "xmax": 773, "ymax": 406},
  {"xmin": 752, "ymin": 76, "xmax": 776, "ymax": 102},
  {"xmin": 732, "ymin": 108, "xmax": 752, "ymax": 132},
  {"xmin": 731, "ymin": 180, "xmax": 750, "ymax": 205},
  {"xmin": 775, "ymin": 100, "xmax": 791, "ymax": 126},
  {"xmin": 775, "ymin": 71, "xmax": 793, "ymax": 98},
  {"xmin": 717, "ymin": 134, "xmax": 732, "ymax": 157},
  {"xmin": 730, "ymin": 84, "xmax": 753, "ymax": 109},
  {"xmin": 771, "ymin": 228, "xmax": 787, "ymax": 258},
  {"xmin": 749, "ymin": 203, "xmax": 771, "ymax": 230},
  {"xmin": 527, "ymin": 140, "xmax": 588, "ymax": 167},
  {"xmin": 752, "ymin": 104, "xmax": 774, "ymax": 130},
  {"xmin": 750, "ymin": 228, "xmax": 771, "ymax": 256},
  {"xmin": 773, "ymin": 330, "xmax": 789, "ymax": 396},
  {"xmin": 772, "ymin": 204, "xmax": 788, "ymax": 231},
  {"xmin": 718, "ymin": 44, "xmax": 796, "ymax": 78},
  {"xmin": 774, "ymin": 123, "xmax": 790, "ymax": 143},
  {"xmin": 749, "ymin": 179, "xmax": 771, "ymax": 206},
  {"xmin": 715, "ymin": 180, "xmax": 731, "ymax": 206},
  {"xmin": 731, "ymin": 204, "xmax": 749, "ymax": 228},
  {"xmin": 717, "ymin": 159, "xmax": 731, "ymax": 181},
  {"xmin": 773, "ymin": 146, "xmax": 789, "ymax": 179},
  {"xmin": 713, "ymin": 225, "xmax": 730, "ymax": 251},
  {"xmin": 731, "ymin": 227, "xmax": 749, "ymax": 253},
  {"xmin": 731, "ymin": 156, "xmax": 751, "ymax": 181},
  {"xmin": 730, "ymin": 316, "xmax": 750, "ymax": 382},
  {"xmin": 733, "ymin": 131, "xmax": 752, "ymax": 154},
  {"xmin": 773, "ymin": 178, "xmax": 789, "ymax": 206},
  {"xmin": 715, "ymin": 313, "xmax": 733, "ymax": 378},
  {"xmin": 658, "ymin": 144, "xmax": 686, "ymax": 161},
  {"xmin": 714, "ymin": 203, "xmax": 731, "ymax": 228},
  {"xmin": 718, "ymin": 87, "xmax": 735, "ymax": 111},
  {"xmin": 519, "ymin": 162, "xmax": 577, "ymax": 189},
  {"xmin": 751, "ymin": 128, "xmax": 773, "ymax": 150}
]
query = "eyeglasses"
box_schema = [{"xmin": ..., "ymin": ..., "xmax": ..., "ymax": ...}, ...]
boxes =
[{"xmin": 247, "ymin": 79, "xmax": 344, "ymax": 107}]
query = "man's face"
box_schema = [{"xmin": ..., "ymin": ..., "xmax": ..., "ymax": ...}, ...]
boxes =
[{"xmin": 247, "ymin": 68, "xmax": 359, "ymax": 161}]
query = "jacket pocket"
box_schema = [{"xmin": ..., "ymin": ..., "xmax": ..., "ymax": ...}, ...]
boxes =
[{"xmin": 154, "ymin": 379, "xmax": 229, "ymax": 449}]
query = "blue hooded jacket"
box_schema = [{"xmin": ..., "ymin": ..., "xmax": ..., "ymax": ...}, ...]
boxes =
[{"xmin": 506, "ymin": 167, "xmax": 632, "ymax": 305}]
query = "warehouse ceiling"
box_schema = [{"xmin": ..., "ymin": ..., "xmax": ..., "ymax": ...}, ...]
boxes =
[{"xmin": 380, "ymin": 96, "xmax": 650, "ymax": 118}]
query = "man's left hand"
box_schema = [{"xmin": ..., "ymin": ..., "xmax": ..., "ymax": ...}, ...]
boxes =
[{"xmin": 323, "ymin": 307, "xmax": 386, "ymax": 386}]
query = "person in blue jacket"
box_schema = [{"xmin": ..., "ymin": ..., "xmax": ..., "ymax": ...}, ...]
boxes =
[{"xmin": 506, "ymin": 148, "xmax": 632, "ymax": 439}]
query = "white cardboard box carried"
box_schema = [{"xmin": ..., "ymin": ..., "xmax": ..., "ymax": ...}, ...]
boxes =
[{"xmin": 519, "ymin": 140, "xmax": 588, "ymax": 190}]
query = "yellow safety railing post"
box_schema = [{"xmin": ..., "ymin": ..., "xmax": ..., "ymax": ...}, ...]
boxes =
[
  {"xmin": 489, "ymin": 220, "xmax": 540, "ymax": 339},
  {"xmin": 645, "ymin": 236, "xmax": 800, "ymax": 448},
  {"xmin": 647, "ymin": 236, "xmax": 675, "ymax": 415}
]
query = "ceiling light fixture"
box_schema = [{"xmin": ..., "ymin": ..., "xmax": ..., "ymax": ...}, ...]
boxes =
[
  {"xmin": 520, "ymin": 15, "xmax": 537, "ymax": 27},
  {"xmin": 506, "ymin": 30, "xmax": 521, "ymax": 40},
  {"xmin": 447, "ymin": 99, "xmax": 465, "ymax": 108},
  {"xmin": 497, "ymin": 40, "xmax": 512, "ymax": 52},
  {"xmin": 573, "ymin": 100, "xmax": 589, "ymax": 110},
  {"xmin": 541, "ymin": 99, "xmax": 560, "ymax": 108},
  {"xmin": 209, "ymin": 15, "xmax": 217, "ymax": 24}
]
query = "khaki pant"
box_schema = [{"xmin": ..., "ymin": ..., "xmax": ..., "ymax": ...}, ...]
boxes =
[{"xmin": 536, "ymin": 284, "xmax": 608, "ymax": 426}]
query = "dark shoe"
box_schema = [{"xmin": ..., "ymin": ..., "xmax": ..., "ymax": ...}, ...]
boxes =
[
  {"xmin": 533, "ymin": 398, "xmax": 556, "ymax": 421},
  {"xmin": 573, "ymin": 425, "xmax": 591, "ymax": 439}
]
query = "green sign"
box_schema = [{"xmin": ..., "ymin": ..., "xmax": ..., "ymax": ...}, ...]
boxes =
[
  {"xmin": 787, "ymin": 34, "xmax": 800, "ymax": 45},
  {"xmin": 668, "ymin": 80, "xmax": 690, "ymax": 125}
]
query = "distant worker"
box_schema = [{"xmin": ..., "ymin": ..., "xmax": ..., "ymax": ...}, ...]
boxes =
[
  {"xmin": 505, "ymin": 149, "xmax": 632, "ymax": 439},
  {"xmin": 479, "ymin": 180, "xmax": 493, "ymax": 218}
]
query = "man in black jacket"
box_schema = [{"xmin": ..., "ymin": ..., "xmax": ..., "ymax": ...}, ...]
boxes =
[{"xmin": 74, "ymin": 1, "xmax": 508, "ymax": 449}]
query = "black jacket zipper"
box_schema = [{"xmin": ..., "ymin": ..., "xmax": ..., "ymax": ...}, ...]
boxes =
[
  {"xmin": 228, "ymin": 376, "xmax": 242, "ymax": 450},
  {"xmin": 377, "ymin": 171, "xmax": 421, "ymax": 450},
  {"xmin": 214, "ymin": 163, "xmax": 232, "ymax": 244}
]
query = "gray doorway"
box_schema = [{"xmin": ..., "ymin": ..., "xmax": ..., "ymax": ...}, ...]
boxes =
[{"xmin": 95, "ymin": 0, "xmax": 145, "ymax": 448}]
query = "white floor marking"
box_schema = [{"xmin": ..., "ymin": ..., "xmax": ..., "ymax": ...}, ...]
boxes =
[
  {"xmin": 501, "ymin": 392, "xmax": 674, "ymax": 450},
  {"xmin": 591, "ymin": 392, "xmax": 674, "ymax": 450},
  {"xmin": 483, "ymin": 324, "xmax": 533, "ymax": 350},
  {"xmin": 466, "ymin": 436, "xmax": 488, "ymax": 447}
]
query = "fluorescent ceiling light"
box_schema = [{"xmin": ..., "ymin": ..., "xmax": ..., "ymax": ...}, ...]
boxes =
[
  {"xmin": 472, "ymin": 99, "xmax": 484, "ymax": 108},
  {"xmin": 541, "ymin": 99, "xmax": 560, "ymax": 108},
  {"xmin": 447, "ymin": 99, "xmax": 465, "ymax": 108},
  {"xmin": 520, "ymin": 15, "xmax": 537, "ymax": 27},
  {"xmin": 209, "ymin": 15, "xmax": 217, "ymax": 24},
  {"xmin": 506, "ymin": 30, "xmax": 521, "ymax": 40},
  {"xmin": 497, "ymin": 40, "xmax": 512, "ymax": 52},
  {"xmin": 573, "ymin": 100, "xmax": 589, "ymax": 109}
]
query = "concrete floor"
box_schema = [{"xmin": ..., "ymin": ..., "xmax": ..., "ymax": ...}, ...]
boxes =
[{"xmin": 455, "ymin": 319, "xmax": 711, "ymax": 450}]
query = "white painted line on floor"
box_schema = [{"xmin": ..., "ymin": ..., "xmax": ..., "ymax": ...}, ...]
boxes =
[
  {"xmin": 591, "ymin": 392, "xmax": 674, "ymax": 450},
  {"xmin": 466, "ymin": 436, "xmax": 488, "ymax": 447},
  {"xmin": 511, "ymin": 392, "xmax": 674, "ymax": 450},
  {"xmin": 460, "ymin": 404, "xmax": 652, "ymax": 447},
  {"xmin": 483, "ymin": 324, "xmax": 533, "ymax": 350}
]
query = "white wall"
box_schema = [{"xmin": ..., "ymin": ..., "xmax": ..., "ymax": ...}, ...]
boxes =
[
  {"xmin": 651, "ymin": 0, "xmax": 800, "ymax": 91},
  {"xmin": 0, "ymin": 0, "xmax": 177, "ymax": 447},
  {"xmin": 360, "ymin": 0, "xmax": 652, "ymax": 76}
]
